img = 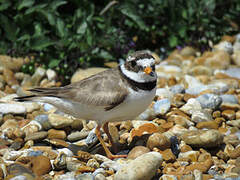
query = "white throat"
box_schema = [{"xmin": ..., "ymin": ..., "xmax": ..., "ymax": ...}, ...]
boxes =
[{"xmin": 120, "ymin": 64, "xmax": 157, "ymax": 83}]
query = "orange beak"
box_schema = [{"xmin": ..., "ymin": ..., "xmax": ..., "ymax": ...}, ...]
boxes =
[{"xmin": 144, "ymin": 66, "xmax": 152, "ymax": 75}]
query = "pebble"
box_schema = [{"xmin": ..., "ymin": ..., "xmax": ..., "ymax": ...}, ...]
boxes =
[
  {"xmin": 206, "ymin": 50, "xmax": 231, "ymax": 69},
  {"xmin": 196, "ymin": 94, "xmax": 222, "ymax": 109},
  {"xmin": 48, "ymin": 113, "xmax": 74, "ymax": 128},
  {"xmin": 221, "ymin": 67, "xmax": 240, "ymax": 79},
  {"xmin": 146, "ymin": 133, "xmax": 170, "ymax": 150},
  {"xmin": 220, "ymin": 94, "xmax": 239, "ymax": 104},
  {"xmin": 30, "ymin": 155, "xmax": 52, "ymax": 176},
  {"xmin": 180, "ymin": 98, "xmax": 202, "ymax": 115},
  {"xmin": 76, "ymin": 174, "xmax": 95, "ymax": 180},
  {"xmin": 87, "ymin": 158, "xmax": 100, "ymax": 169},
  {"xmin": 31, "ymin": 67, "xmax": 46, "ymax": 86},
  {"xmin": 18, "ymin": 102, "xmax": 40, "ymax": 113},
  {"xmin": 170, "ymin": 85, "xmax": 185, "ymax": 94},
  {"xmin": 6, "ymin": 163, "xmax": 34, "ymax": 178},
  {"xmin": 180, "ymin": 130, "xmax": 223, "ymax": 148},
  {"xmin": 24, "ymin": 131, "xmax": 48, "ymax": 142},
  {"xmin": 115, "ymin": 152, "xmax": 163, "ymax": 180},
  {"xmin": 196, "ymin": 121, "xmax": 219, "ymax": 129},
  {"xmin": 2, "ymin": 36, "xmax": 240, "ymax": 179},
  {"xmin": 155, "ymin": 88, "xmax": 173, "ymax": 99},
  {"xmin": 170, "ymin": 136, "xmax": 180, "ymax": 156},
  {"xmin": 71, "ymin": 67, "xmax": 107, "ymax": 83},
  {"xmin": 0, "ymin": 103, "xmax": 26, "ymax": 114},
  {"xmin": 153, "ymin": 98, "xmax": 171, "ymax": 115},
  {"xmin": 222, "ymin": 110, "xmax": 236, "ymax": 120},
  {"xmin": 178, "ymin": 151, "xmax": 200, "ymax": 162},
  {"xmin": 34, "ymin": 114, "xmax": 52, "ymax": 130},
  {"xmin": 137, "ymin": 107, "xmax": 155, "ymax": 120},
  {"xmin": 161, "ymin": 149, "xmax": 176, "ymax": 163},
  {"xmin": 232, "ymin": 50, "xmax": 240, "ymax": 66},
  {"xmin": 227, "ymin": 119, "xmax": 240, "ymax": 128},
  {"xmin": 47, "ymin": 129, "xmax": 67, "ymax": 140},
  {"xmin": 190, "ymin": 65, "xmax": 213, "ymax": 76},
  {"xmin": 3, "ymin": 68, "xmax": 19, "ymax": 86},
  {"xmin": 46, "ymin": 69, "xmax": 57, "ymax": 81},
  {"xmin": 0, "ymin": 55, "xmax": 30, "ymax": 71},
  {"xmin": 191, "ymin": 109, "xmax": 213, "ymax": 123},
  {"xmin": 67, "ymin": 131, "xmax": 89, "ymax": 141},
  {"xmin": 43, "ymin": 103, "xmax": 55, "ymax": 112},
  {"xmin": 95, "ymin": 173, "xmax": 107, "ymax": 180},
  {"xmin": 213, "ymin": 41, "xmax": 233, "ymax": 54},
  {"xmin": 127, "ymin": 146, "xmax": 150, "ymax": 159},
  {"xmin": 159, "ymin": 175, "xmax": 178, "ymax": 180},
  {"xmin": 84, "ymin": 128, "xmax": 98, "ymax": 145}
]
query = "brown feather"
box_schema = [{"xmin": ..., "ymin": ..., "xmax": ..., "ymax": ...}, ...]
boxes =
[{"xmin": 23, "ymin": 68, "xmax": 129, "ymax": 110}]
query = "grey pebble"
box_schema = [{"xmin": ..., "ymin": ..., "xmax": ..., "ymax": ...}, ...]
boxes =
[
  {"xmin": 170, "ymin": 84, "xmax": 185, "ymax": 94},
  {"xmin": 34, "ymin": 114, "xmax": 52, "ymax": 130},
  {"xmin": 0, "ymin": 103, "xmax": 26, "ymax": 114},
  {"xmin": 95, "ymin": 173, "xmax": 107, "ymax": 180},
  {"xmin": 153, "ymin": 98, "xmax": 171, "ymax": 115},
  {"xmin": 114, "ymin": 152, "xmax": 163, "ymax": 180},
  {"xmin": 67, "ymin": 131, "xmax": 89, "ymax": 142},
  {"xmin": 43, "ymin": 103, "xmax": 55, "ymax": 112},
  {"xmin": 220, "ymin": 94, "xmax": 239, "ymax": 104},
  {"xmin": 191, "ymin": 109, "xmax": 213, "ymax": 123},
  {"xmin": 76, "ymin": 173, "xmax": 94, "ymax": 180},
  {"xmin": 85, "ymin": 128, "xmax": 98, "ymax": 145},
  {"xmin": 101, "ymin": 160, "xmax": 123, "ymax": 172},
  {"xmin": 196, "ymin": 94, "xmax": 222, "ymax": 109},
  {"xmin": 28, "ymin": 150, "xmax": 43, "ymax": 157},
  {"xmin": 185, "ymin": 85, "xmax": 208, "ymax": 95},
  {"xmin": 222, "ymin": 67, "xmax": 240, "ymax": 79}
]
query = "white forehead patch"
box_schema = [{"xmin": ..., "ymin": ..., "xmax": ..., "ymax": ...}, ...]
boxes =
[{"xmin": 136, "ymin": 58, "xmax": 155, "ymax": 67}]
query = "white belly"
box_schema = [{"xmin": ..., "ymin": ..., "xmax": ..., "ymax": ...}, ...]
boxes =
[
  {"xmin": 100, "ymin": 87, "xmax": 156, "ymax": 124},
  {"xmin": 38, "ymin": 87, "xmax": 156, "ymax": 125}
]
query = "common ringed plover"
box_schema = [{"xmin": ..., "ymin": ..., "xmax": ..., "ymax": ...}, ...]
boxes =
[{"xmin": 15, "ymin": 50, "xmax": 157, "ymax": 159}]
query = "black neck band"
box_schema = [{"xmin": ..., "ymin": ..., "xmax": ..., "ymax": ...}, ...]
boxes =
[{"xmin": 119, "ymin": 66, "xmax": 156, "ymax": 91}]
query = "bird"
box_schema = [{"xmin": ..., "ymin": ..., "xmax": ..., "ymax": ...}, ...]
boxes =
[{"xmin": 14, "ymin": 50, "xmax": 157, "ymax": 159}]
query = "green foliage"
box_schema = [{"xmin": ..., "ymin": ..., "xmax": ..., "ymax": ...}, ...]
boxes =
[{"xmin": 0, "ymin": 0, "xmax": 239, "ymax": 82}]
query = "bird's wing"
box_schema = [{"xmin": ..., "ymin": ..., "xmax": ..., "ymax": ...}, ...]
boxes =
[{"xmin": 28, "ymin": 68, "xmax": 129, "ymax": 111}]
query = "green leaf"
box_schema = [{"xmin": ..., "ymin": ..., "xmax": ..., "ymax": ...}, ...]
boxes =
[
  {"xmin": 0, "ymin": 14, "xmax": 18, "ymax": 41},
  {"xmin": 169, "ymin": 35, "xmax": 178, "ymax": 47},
  {"xmin": 46, "ymin": 13, "xmax": 55, "ymax": 25},
  {"xmin": 48, "ymin": 59, "xmax": 60, "ymax": 68},
  {"xmin": 50, "ymin": 0, "xmax": 67, "ymax": 11},
  {"xmin": 25, "ymin": 3, "xmax": 47, "ymax": 14},
  {"xmin": 77, "ymin": 21, "xmax": 87, "ymax": 35},
  {"xmin": 0, "ymin": 0, "xmax": 11, "ymax": 11},
  {"xmin": 18, "ymin": 0, "xmax": 35, "ymax": 10},
  {"xmin": 57, "ymin": 18, "xmax": 66, "ymax": 37},
  {"xmin": 33, "ymin": 23, "xmax": 43, "ymax": 37},
  {"xmin": 179, "ymin": 26, "xmax": 186, "ymax": 38},
  {"xmin": 182, "ymin": 10, "xmax": 187, "ymax": 19},
  {"xmin": 86, "ymin": 29, "xmax": 93, "ymax": 46},
  {"xmin": 17, "ymin": 34, "xmax": 31, "ymax": 42},
  {"xmin": 120, "ymin": 5, "xmax": 147, "ymax": 30},
  {"xmin": 99, "ymin": 50, "xmax": 113, "ymax": 60},
  {"xmin": 31, "ymin": 37, "xmax": 55, "ymax": 51}
]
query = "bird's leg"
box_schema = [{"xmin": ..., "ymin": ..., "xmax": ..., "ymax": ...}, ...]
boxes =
[
  {"xmin": 102, "ymin": 122, "xmax": 117, "ymax": 153},
  {"xmin": 95, "ymin": 125, "xmax": 127, "ymax": 159}
]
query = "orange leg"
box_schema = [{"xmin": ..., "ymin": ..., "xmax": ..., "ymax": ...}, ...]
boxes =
[
  {"xmin": 95, "ymin": 125, "xmax": 127, "ymax": 160},
  {"xmin": 102, "ymin": 122, "xmax": 117, "ymax": 153}
]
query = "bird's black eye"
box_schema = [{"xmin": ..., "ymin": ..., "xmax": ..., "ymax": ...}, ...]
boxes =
[{"xmin": 131, "ymin": 61, "xmax": 137, "ymax": 67}]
